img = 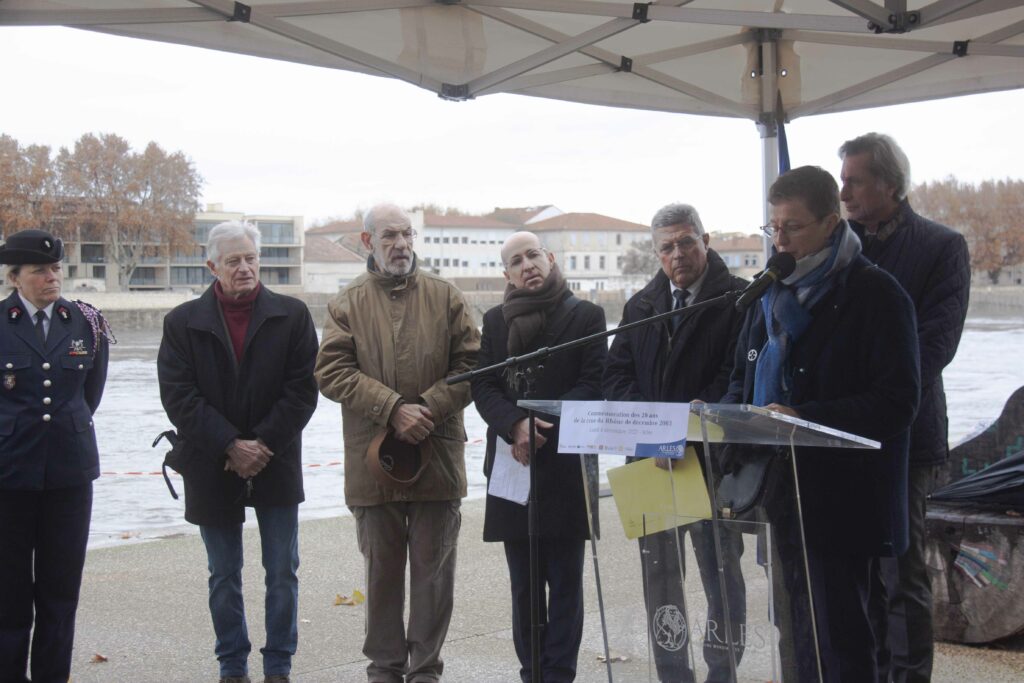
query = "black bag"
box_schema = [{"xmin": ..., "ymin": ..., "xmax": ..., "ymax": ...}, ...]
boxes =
[
  {"xmin": 717, "ymin": 444, "xmax": 787, "ymax": 521},
  {"xmin": 154, "ymin": 430, "xmax": 185, "ymax": 500}
]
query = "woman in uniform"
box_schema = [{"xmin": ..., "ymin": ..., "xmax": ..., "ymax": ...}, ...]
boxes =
[{"xmin": 0, "ymin": 229, "xmax": 112, "ymax": 683}]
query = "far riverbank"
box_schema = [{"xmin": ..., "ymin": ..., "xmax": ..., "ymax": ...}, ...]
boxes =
[{"xmin": 78, "ymin": 284, "xmax": 1024, "ymax": 331}]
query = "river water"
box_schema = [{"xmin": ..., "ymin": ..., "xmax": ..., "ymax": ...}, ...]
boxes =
[{"xmin": 87, "ymin": 315, "xmax": 1024, "ymax": 547}]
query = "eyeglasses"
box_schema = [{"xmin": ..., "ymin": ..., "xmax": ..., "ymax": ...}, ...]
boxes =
[
  {"xmin": 378, "ymin": 229, "xmax": 417, "ymax": 245},
  {"xmin": 656, "ymin": 237, "xmax": 701, "ymax": 255},
  {"xmin": 760, "ymin": 219, "xmax": 820, "ymax": 238}
]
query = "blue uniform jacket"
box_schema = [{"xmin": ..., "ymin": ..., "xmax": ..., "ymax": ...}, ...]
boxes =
[{"xmin": 0, "ymin": 291, "xmax": 109, "ymax": 490}]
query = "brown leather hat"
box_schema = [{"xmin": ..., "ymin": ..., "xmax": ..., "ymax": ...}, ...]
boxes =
[{"xmin": 366, "ymin": 430, "xmax": 431, "ymax": 490}]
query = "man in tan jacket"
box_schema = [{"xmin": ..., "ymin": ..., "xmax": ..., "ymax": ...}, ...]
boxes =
[{"xmin": 315, "ymin": 203, "xmax": 479, "ymax": 683}]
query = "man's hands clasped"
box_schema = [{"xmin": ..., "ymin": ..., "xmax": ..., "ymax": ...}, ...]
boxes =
[{"xmin": 225, "ymin": 438, "xmax": 274, "ymax": 478}]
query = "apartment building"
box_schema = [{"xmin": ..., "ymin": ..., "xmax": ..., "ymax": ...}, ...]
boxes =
[{"xmin": 63, "ymin": 204, "xmax": 305, "ymax": 294}]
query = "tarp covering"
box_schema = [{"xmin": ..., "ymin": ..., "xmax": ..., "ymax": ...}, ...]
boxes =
[
  {"xmin": 2, "ymin": 1, "xmax": 1023, "ymax": 122},
  {"xmin": 931, "ymin": 449, "xmax": 1024, "ymax": 510}
]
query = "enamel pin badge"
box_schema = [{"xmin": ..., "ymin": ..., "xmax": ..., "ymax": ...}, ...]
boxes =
[
  {"xmin": 3, "ymin": 373, "xmax": 15, "ymax": 390},
  {"xmin": 8, "ymin": 306, "xmax": 23, "ymax": 323},
  {"xmin": 69, "ymin": 339, "xmax": 88, "ymax": 356},
  {"xmin": 57, "ymin": 306, "xmax": 72, "ymax": 323}
]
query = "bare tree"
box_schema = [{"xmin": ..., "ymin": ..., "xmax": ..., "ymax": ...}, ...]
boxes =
[
  {"xmin": 56, "ymin": 133, "xmax": 202, "ymax": 288},
  {"xmin": 620, "ymin": 238, "xmax": 658, "ymax": 276},
  {"xmin": 0, "ymin": 135, "xmax": 61, "ymax": 236}
]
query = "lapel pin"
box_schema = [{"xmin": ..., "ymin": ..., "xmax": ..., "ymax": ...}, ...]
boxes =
[
  {"xmin": 57, "ymin": 306, "xmax": 71, "ymax": 323},
  {"xmin": 8, "ymin": 307, "xmax": 23, "ymax": 323}
]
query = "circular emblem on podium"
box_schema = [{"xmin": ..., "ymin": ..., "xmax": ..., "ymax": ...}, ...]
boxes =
[
  {"xmin": 652, "ymin": 604, "xmax": 687, "ymax": 652},
  {"xmin": 747, "ymin": 348, "xmax": 758, "ymax": 362}
]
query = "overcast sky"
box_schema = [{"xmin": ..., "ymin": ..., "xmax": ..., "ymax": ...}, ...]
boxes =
[{"xmin": 3, "ymin": 25, "xmax": 1022, "ymax": 233}]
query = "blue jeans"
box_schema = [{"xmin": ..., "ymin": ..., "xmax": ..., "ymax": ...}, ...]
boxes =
[{"xmin": 200, "ymin": 505, "xmax": 299, "ymax": 678}]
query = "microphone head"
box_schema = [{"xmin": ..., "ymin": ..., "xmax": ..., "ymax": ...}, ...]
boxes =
[{"xmin": 767, "ymin": 252, "xmax": 797, "ymax": 278}]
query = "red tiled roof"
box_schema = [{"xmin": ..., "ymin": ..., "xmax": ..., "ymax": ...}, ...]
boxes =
[
  {"xmin": 713, "ymin": 234, "xmax": 764, "ymax": 252},
  {"xmin": 528, "ymin": 212, "xmax": 648, "ymax": 232},
  {"xmin": 306, "ymin": 219, "xmax": 362, "ymax": 235},
  {"xmin": 423, "ymin": 213, "xmax": 512, "ymax": 229},
  {"xmin": 304, "ymin": 235, "xmax": 363, "ymax": 263},
  {"xmin": 487, "ymin": 206, "xmax": 554, "ymax": 225}
]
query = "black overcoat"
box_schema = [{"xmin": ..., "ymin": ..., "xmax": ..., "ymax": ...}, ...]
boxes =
[
  {"xmin": 723, "ymin": 256, "xmax": 921, "ymax": 556},
  {"xmin": 157, "ymin": 284, "xmax": 319, "ymax": 526},
  {"xmin": 471, "ymin": 296, "xmax": 606, "ymax": 541},
  {"xmin": 0, "ymin": 291, "xmax": 108, "ymax": 490},
  {"xmin": 850, "ymin": 200, "xmax": 970, "ymax": 465}
]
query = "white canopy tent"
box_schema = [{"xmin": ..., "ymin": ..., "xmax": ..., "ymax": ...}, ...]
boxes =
[{"xmin": 3, "ymin": 0, "xmax": 1023, "ymax": 208}]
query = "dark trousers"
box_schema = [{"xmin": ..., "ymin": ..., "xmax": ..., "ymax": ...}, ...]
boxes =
[
  {"xmin": 504, "ymin": 538, "xmax": 586, "ymax": 683},
  {"xmin": 0, "ymin": 483, "xmax": 93, "ymax": 683},
  {"xmin": 640, "ymin": 521, "xmax": 746, "ymax": 683},
  {"xmin": 771, "ymin": 514, "xmax": 876, "ymax": 683},
  {"xmin": 869, "ymin": 463, "xmax": 941, "ymax": 683}
]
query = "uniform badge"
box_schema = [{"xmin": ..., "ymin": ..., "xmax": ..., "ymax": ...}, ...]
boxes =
[
  {"xmin": 57, "ymin": 306, "xmax": 72, "ymax": 323},
  {"xmin": 3, "ymin": 373, "xmax": 15, "ymax": 390},
  {"xmin": 747, "ymin": 349, "xmax": 758, "ymax": 362},
  {"xmin": 8, "ymin": 306, "xmax": 23, "ymax": 323},
  {"xmin": 69, "ymin": 339, "xmax": 88, "ymax": 356}
]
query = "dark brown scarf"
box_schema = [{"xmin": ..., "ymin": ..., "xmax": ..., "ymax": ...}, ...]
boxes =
[{"xmin": 502, "ymin": 262, "xmax": 571, "ymax": 356}]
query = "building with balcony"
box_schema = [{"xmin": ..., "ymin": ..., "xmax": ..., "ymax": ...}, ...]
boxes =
[{"xmin": 63, "ymin": 204, "xmax": 305, "ymax": 294}]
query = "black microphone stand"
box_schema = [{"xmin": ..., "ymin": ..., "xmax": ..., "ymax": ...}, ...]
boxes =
[{"xmin": 447, "ymin": 287, "xmax": 745, "ymax": 683}]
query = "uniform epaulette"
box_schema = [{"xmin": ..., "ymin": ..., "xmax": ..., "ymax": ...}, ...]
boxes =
[{"xmin": 74, "ymin": 299, "xmax": 117, "ymax": 351}]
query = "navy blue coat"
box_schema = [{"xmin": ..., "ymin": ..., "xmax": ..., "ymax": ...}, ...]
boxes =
[
  {"xmin": 723, "ymin": 256, "xmax": 920, "ymax": 556},
  {"xmin": 471, "ymin": 296, "xmax": 606, "ymax": 541},
  {"xmin": 604, "ymin": 249, "xmax": 747, "ymax": 406},
  {"xmin": 157, "ymin": 284, "xmax": 318, "ymax": 526},
  {"xmin": 0, "ymin": 291, "xmax": 108, "ymax": 490},
  {"xmin": 850, "ymin": 200, "xmax": 970, "ymax": 465}
]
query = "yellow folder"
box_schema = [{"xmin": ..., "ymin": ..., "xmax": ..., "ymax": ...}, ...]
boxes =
[{"xmin": 607, "ymin": 447, "xmax": 712, "ymax": 539}]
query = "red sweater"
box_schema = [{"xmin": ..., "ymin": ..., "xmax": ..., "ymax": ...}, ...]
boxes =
[{"xmin": 214, "ymin": 281, "xmax": 261, "ymax": 363}]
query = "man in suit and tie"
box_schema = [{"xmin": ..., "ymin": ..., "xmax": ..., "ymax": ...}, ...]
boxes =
[{"xmin": 603, "ymin": 204, "xmax": 749, "ymax": 683}]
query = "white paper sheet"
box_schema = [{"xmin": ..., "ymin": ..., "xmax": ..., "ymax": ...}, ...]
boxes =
[{"xmin": 487, "ymin": 438, "xmax": 531, "ymax": 505}]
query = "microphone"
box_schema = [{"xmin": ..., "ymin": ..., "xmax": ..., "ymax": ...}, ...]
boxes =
[{"xmin": 734, "ymin": 252, "xmax": 797, "ymax": 312}]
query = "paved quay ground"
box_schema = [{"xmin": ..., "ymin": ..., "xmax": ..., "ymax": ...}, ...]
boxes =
[{"xmin": 71, "ymin": 496, "xmax": 1024, "ymax": 682}]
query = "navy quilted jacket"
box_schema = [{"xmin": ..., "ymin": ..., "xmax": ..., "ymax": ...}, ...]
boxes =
[{"xmin": 850, "ymin": 200, "xmax": 970, "ymax": 465}]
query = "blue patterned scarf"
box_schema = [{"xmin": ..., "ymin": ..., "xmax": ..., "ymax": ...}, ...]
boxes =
[{"xmin": 752, "ymin": 222, "xmax": 862, "ymax": 406}]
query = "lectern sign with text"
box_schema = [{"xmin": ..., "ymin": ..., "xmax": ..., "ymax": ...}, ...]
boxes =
[{"xmin": 557, "ymin": 401, "xmax": 690, "ymax": 458}]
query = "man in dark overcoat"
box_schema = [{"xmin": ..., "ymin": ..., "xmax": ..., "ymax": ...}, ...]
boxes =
[
  {"xmin": 839, "ymin": 132, "xmax": 971, "ymax": 683},
  {"xmin": 471, "ymin": 231, "xmax": 606, "ymax": 683},
  {"xmin": 0, "ymin": 229, "xmax": 110, "ymax": 683},
  {"xmin": 603, "ymin": 203, "xmax": 748, "ymax": 683},
  {"xmin": 722, "ymin": 166, "xmax": 920, "ymax": 682},
  {"xmin": 158, "ymin": 221, "xmax": 318, "ymax": 683}
]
